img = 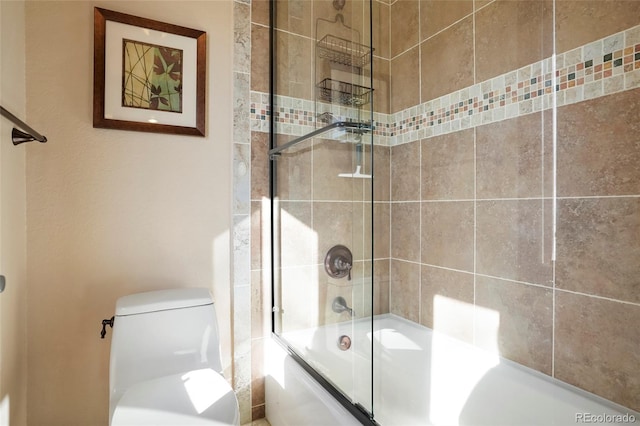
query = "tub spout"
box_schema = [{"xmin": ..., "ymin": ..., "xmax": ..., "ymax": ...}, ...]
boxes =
[{"xmin": 332, "ymin": 296, "xmax": 354, "ymax": 317}]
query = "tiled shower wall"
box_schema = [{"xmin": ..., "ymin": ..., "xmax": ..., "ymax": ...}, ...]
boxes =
[
  {"xmin": 233, "ymin": 0, "xmax": 269, "ymax": 423},
  {"xmin": 242, "ymin": 0, "xmax": 640, "ymax": 421},
  {"xmin": 385, "ymin": 0, "xmax": 640, "ymax": 413}
]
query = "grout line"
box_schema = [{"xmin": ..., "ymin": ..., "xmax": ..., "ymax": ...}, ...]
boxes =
[
  {"xmin": 388, "ymin": 144, "xmax": 394, "ymax": 310},
  {"xmin": 415, "ymin": 262, "xmax": 475, "ymax": 276},
  {"xmin": 387, "ymin": 0, "xmax": 393, "ymax": 111},
  {"xmin": 417, "ymin": 0, "xmax": 423, "ymax": 326},
  {"xmin": 417, "ymin": 0, "xmax": 423, "ymax": 107},
  {"xmin": 395, "ymin": 197, "xmax": 552, "ymax": 203},
  {"xmin": 474, "ymin": 273, "xmax": 553, "ymax": 290},
  {"xmin": 474, "ymin": 0, "xmax": 497, "ymax": 13},
  {"xmin": 555, "ymin": 288, "xmax": 640, "ymax": 308},
  {"xmin": 473, "ymin": 133, "xmax": 478, "ymax": 346},
  {"xmin": 472, "ymin": 1, "xmax": 477, "ymax": 86},
  {"xmin": 471, "ymin": 3, "xmax": 478, "ymax": 348},
  {"xmin": 551, "ymin": 0, "xmax": 558, "ymax": 379},
  {"xmin": 264, "ymin": 194, "xmax": 640, "ymax": 204},
  {"xmin": 418, "ymin": 131, "xmax": 423, "ymax": 324},
  {"xmin": 252, "ymin": 22, "xmax": 269, "ymax": 30},
  {"xmin": 556, "ymin": 194, "xmax": 640, "ymax": 200}
]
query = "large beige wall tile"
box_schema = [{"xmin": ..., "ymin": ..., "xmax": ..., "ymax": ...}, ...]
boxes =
[
  {"xmin": 555, "ymin": 292, "xmax": 640, "ymax": 411},
  {"xmin": 252, "ymin": 202, "xmax": 264, "ymax": 271},
  {"xmin": 391, "ymin": 140, "xmax": 420, "ymax": 201},
  {"xmin": 476, "ymin": 112, "xmax": 551, "ymax": 199},
  {"xmin": 251, "ymin": 271, "xmax": 266, "ymax": 339},
  {"xmin": 420, "ymin": 266, "xmax": 474, "ymax": 343},
  {"xmin": 278, "ymin": 201, "xmax": 314, "ymax": 267},
  {"xmin": 252, "ymin": 0, "xmax": 270, "ymax": 27},
  {"xmin": 373, "ymin": 0, "xmax": 390, "ymax": 59},
  {"xmin": 275, "ymin": 0, "xmax": 313, "ymax": 38},
  {"xmin": 475, "ymin": 0, "xmax": 552, "ymax": 82},
  {"xmin": 251, "ymin": 24, "xmax": 270, "ymax": 93},
  {"xmin": 476, "ymin": 200, "xmax": 553, "ymax": 286},
  {"xmin": 556, "ymin": 198, "xmax": 640, "ymax": 304},
  {"xmin": 373, "ymin": 56, "xmax": 391, "ymax": 114},
  {"xmin": 421, "ymin": 129, "xmax": 474, "ymax": 200},
  {"xmin": 374, "ymin": 145, "xmax": 391, "ymax": 201},
  {"xmin": 251, "ymin": 338, "xmax": 265, "ymax": 408},
  {"xmin": 350, "ymin": 261, "xmax": 375, "ymax": 318},
  {"xmin": 276, "ymin": 139, "xmax": 312, "ymax": 201},
  {"xmin": 314, "ymin": 201, "xmax": 363, "ymax": 263},
  {"xmin": 555, "ymin": 0, "xmax": 640, "ymax": 53},
  {"xmin": 557, "ymin": 89, "xmax": 640, "ymax": 197},
  {"xmin": 236, "ymin": 2, "xmax": 251, "ymax": 74},
  {"xmin": 251, "ymin": 271, "xmax": 270, "ymax": 353},
  {"xmin": 391, "ymin": 202, "xmax": 421, "ymax": 262},
  {"xmin": 313, "ymin": 140, "xmax": 363, "ymax": 201},
  {"xmin": 475, "ymin": 276, "xmax": 553, "ymax": 375},
  {"xmin": 421, "ymin": 201, "xmax": 474, "ymax": 272},
  {"xmin": 374, "ymin": 259, "xmax": 391, "ymax": 314},
  {"xmin": 420, "ymin": 16, "xmax": 473, "ymax": 102},
  {"xmin": 420, "ymin": 0, "xmax": 473, "ymax": 41},
  {"xmin": 391, "ymin": 0, "xmax": 419, "ymax": 58},
  {"xmin": 390, "ymin": 260, "xmax": 421, "ymax": 322},
  {"xmin": 275, "ymin": 30, "xmax": 313, "ymax": 100},
  {"xmin": 362, "ymin": 200, "xmax": 378, "ymax": 260},
  {"xmin": 373, "ymin": 202, "xmax": 391, "ymax": 259},
  {"xmin": 251, "ymin": 131, "xmax": 269, "ymax": 200},
  {"xmin": 280, "ymin": 265, "xmax": 320, "ymax": 332},
  {"xmin": 391, "ymin": 46, "xmax": 420, "ymax": 112}
]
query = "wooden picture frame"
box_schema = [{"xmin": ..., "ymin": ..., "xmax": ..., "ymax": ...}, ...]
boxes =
[{"xmin": 93, "ymin": 8, "xmax": 206, "ymax": 136}]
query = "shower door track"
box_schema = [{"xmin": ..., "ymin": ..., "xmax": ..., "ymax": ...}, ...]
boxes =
[{"xmin": 270, "ymin": 332, "xmax": 378, "ymax": 425}]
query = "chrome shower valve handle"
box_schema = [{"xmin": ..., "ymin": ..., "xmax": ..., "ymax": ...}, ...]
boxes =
[{"xmin": 334, "ymin": 257, "xmax": 352, "ymax": 280}]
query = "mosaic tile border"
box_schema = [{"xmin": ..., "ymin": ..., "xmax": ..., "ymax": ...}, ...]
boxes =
[{"xmin": 250, "ymin": 24, "xmax": 640, "ymax": 146}]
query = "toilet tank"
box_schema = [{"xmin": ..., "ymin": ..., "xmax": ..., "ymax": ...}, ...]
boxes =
[{"xmin": 109, "ymin": 288, "xmax": 223, "ymax": 411}]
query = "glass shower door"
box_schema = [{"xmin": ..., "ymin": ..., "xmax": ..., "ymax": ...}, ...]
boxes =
[{"xmin": 270, "ymin": 0, "xmax": 375, "ymax": 419}]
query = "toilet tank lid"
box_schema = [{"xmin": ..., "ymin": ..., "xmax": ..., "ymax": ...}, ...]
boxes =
[{"xmin": 115, "ymin": 288, "xmax": 213, "ymax": 316}]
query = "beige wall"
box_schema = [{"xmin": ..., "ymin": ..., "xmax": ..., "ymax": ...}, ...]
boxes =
[
  {"xmin": 25, "ymin": 2, "xmax": 233, "ymax": 425},
  {"xmin": 0, "ymin": 1, "xmax": 29, "ymax": 425}
]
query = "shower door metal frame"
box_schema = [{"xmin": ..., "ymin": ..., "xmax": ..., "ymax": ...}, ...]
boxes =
[{"xmin": 268, "ymin": 0, "xmax": 377, "ymax": 424}]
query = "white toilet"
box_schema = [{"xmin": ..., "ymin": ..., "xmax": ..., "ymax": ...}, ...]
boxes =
[{"xmin": 108, "ymin": 287, "xmax": 239, "ymax": 426}]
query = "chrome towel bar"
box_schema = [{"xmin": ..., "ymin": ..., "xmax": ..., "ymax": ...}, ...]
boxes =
[{"xmin": 1, "ymin": 105, "xmax": 48, "ymax": 145}]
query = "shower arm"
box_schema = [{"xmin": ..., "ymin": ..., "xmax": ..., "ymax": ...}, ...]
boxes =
[{"xmin": 268, "ymin": 121, "xmax": 371, "ymax": 159}]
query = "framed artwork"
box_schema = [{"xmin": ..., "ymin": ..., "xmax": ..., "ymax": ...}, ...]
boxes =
[{"xmin": 93, "ymin": 8, "xmax": 206, "ymax": 136}]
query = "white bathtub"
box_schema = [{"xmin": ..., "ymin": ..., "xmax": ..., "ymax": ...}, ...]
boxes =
[{"xmin": 266, "ymin": 314, "xmax": 638, "ymax": 425}]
